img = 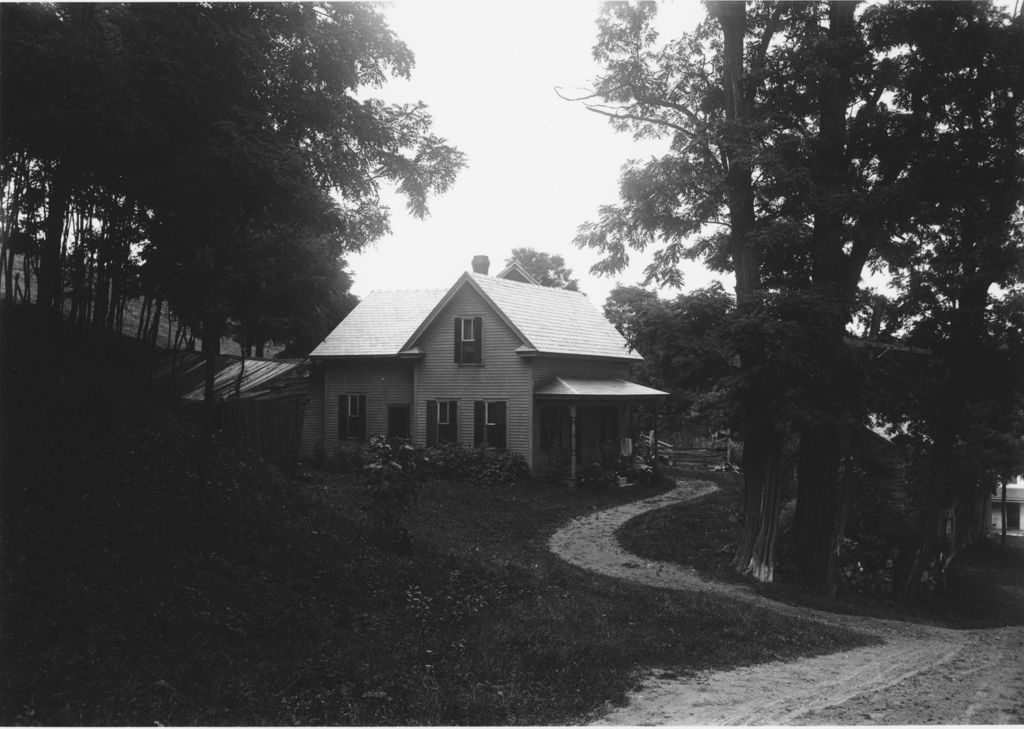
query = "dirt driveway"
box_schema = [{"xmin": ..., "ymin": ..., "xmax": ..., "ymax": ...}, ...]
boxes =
[{"xmin": 549, "ymin": 479, "xmax": 1024, "ymax": 725}]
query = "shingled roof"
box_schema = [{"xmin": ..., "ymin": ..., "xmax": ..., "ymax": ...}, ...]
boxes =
[
  {"xmin": 309, "ymin": 287, "xmax": 446, "ymax": 357},
  {"xmin": 463, "ymin": 273, "xmax": 640, "ymax": 360},
  {"xmin": 310, "ymin": 271, "xmax": 640, "ymax": 361}
]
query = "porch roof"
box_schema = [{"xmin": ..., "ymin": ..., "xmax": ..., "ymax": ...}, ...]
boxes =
[{"xmin": 534, "ymin": 377, "xmax": 668, "ymax": 400}]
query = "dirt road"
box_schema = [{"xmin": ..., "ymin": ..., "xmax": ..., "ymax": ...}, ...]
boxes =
[{"xmin": 549, "ymin": 479, "xmax": 1024, "ymax": 725}]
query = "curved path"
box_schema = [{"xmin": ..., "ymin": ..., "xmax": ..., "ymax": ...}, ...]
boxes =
[{"xmin": 549, "ymin": 479, "xmax": 1024, "ymax": 725}]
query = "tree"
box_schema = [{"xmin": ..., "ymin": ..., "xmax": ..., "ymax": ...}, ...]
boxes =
[
  {"xmin": 850, "ymin": 1, "xmax": 1024, "ymax": 600},
  {"xmin": 575, "ymin": 1, "xmax": 807, "ymax": 582},
  {"xmin": 505, "ymin": 247, "xmax": 579, "ymax": 290},
  {"xmin": 1, "ymin": 3, "xmax": 466, "ymax": 485},
  {"xmin": 574, "ymin": 1, "xmax": 1020, "ymax": 594},
  {"xmin": 605, "ymin": 283, "xmax": 735, "ymax": 434}
]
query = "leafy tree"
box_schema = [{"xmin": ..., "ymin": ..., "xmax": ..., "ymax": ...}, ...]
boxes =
[
  {"xmin": 575, "ymin": 0, "xmax": 1021, "ymax": 594},
  {"xmin": 505, "ymin": 247, "xmax": 579, "ymax": 290},
  {"xmin": 861, "ymin": 1, "xmax": 1024, "ymax": 600},
  {"xmin": 604, "ymin": 283, "xmax": 735, "ymax": 434},
  {"xmin": 1, "ymin": 3, "xmax": 466, "ymax": 484}
]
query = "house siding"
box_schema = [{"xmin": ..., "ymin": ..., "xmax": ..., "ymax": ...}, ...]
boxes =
[
  {"xmin": 322, "ymin": 358, "xmax": 415, "ymax": 455},
  {"xmin": 412, "ymin": 284, "xmax": 534, "ymax": 462},
  {"xmin": 299, "ymin": 363, "xmax": 326, "ymax": 461}
]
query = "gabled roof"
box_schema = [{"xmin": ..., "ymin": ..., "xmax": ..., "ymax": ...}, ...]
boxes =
[
  {"xmin": 402, "ymin": 272, "xmax": 641, "ymax": 361},
  {"xmin": 495, "ymin": 261, "xmax": 541, "ymax": 285},
  {"xmin": 468, "ymin": 274, "xmax": 641, "ymax": 359},
  {"xmin": 310, "ymin": 271, "xmax": 641, "ymax": 361},
  {"xmin": 309, "ymin": 287, "xmax": 446, "ymax": 357}
]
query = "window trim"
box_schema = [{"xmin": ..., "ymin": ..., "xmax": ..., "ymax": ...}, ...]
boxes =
[
  {"xmin": 339, "ymin": 393, "xmax": 367, "ymax": 440},
  {"xmin": 475, "ymin": 399, "xmax": 508, "ymax": 450},
  {"xmin": 454, "ymin": 315, "xmax": 483, "ymax": 365}
]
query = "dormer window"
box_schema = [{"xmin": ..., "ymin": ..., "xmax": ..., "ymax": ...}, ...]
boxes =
[{"xmin": 454, "ymin": 316, "xmax": 483, "ymax": 364}]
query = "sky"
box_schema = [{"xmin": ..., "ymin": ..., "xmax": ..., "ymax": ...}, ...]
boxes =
[{"xmin": 345, "ymin": 1, "xmax": 724, "ymax": 304}]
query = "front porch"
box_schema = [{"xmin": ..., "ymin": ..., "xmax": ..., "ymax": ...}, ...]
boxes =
[{"xmin": 533, "ymin": 377, "xmax": 668, "ymax": 483}]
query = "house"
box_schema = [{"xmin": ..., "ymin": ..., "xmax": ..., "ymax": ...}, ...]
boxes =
[
  {"xmin": 991, "ymin": 477, "xmax": 1024, "ymax": 536},
  {"xmin": 300, "ymin": 256, "xmax": 667, "ymax": 478}
]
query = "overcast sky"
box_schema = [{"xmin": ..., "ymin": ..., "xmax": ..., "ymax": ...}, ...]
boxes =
[{"xmin": 345, "ymin": 1, "xmax": 724, "ymax": 304}]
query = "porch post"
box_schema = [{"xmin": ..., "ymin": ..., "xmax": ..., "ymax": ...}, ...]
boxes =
[{"xmin": 569, "ymin": 404, "xmax": 577, "ymax": 481}]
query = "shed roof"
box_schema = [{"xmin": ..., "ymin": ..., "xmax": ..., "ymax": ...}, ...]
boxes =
[
  {"xmin": 182, "ymin": 359, "xmax": 306, "ymax": 402},
  {"xmin": 535, "ymin": 377, "xmax": 667, "ymax": 399},
  {"xmin": 309, "ymin": 287, "xmax": 447, "ymax": 357}
]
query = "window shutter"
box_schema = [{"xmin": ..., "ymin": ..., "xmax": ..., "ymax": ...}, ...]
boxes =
[
  {"xmin": 354, "ymin": 395, "xmax": 367, "ymax": 438},
  {"xmin": 454, "ymin": 318, "xmax": 462, "ymax": 363},
  {"xmin": 338, "ymin": 395, "xmax": 349, "ymax": 438},
  {"xmin": 491, "ymin": 401, "xmax": 507, "ymax": 450},
  {"xmin": 473, "ymin": 316, "xmax": 483, "ymax": 363},
  {"xmin": 449, "ymin": 401, "xmax": 459, "ymax": 442},
  {"xmin": 474, "ymin": 401, "xmax": 485, "ymax": 447},
  {"xmin": 426, "ymin": 400, "xmax": 437, "ymax": 446}
]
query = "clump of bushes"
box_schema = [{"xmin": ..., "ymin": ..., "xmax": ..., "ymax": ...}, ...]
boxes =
[
  {"xmin": 423, "ymin": 442, "xmax": 531, "ymax": 487},
  {"xmin": 577, "ymin": 462, "xmax": 618, "ymax": 491},
  {"xmin": 332, "ymin": 445, "xmax": 369, "ymax": 473},
  {"xmin": 363, "ymin": 435, "xmax": 430, "ymax": 547}
]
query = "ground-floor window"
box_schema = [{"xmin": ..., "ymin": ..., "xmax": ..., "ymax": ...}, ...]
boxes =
[
  {"xmin": 338, "ymin": 394, "xmax": 367, "ymax": 439},
  {"xmin": 426, "ymin": 400, "xmax": 458, "ymax": 445},
  {"xmin": 1009, "ymin": 503, "xmax": 1021, "ymax": 531},
  {"xmin": 387, "ymin": 404, "xmax": 411, "ymax": 439},
  {"xmin": 474, "ymin": 400, "xmax": 507, "ymax": 450}
]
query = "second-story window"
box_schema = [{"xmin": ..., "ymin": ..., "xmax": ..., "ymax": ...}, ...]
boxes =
[{"xmin": 454, "ymin": 316, "xmax": 483, "ymax": 364}]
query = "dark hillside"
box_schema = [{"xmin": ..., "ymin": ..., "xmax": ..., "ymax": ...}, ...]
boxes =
[{"xmin": 0, "ymin": 306, "xmax": 347, "ymax": 723}]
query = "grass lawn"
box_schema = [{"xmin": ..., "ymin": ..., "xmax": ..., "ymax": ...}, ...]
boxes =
[
  {"xmin": 618, "ymin": 469, "xmax": 1024, "ymax": 629},
  {"xmin": 1, "ymin": 308, "xmax": 872, "ymax": 725}
]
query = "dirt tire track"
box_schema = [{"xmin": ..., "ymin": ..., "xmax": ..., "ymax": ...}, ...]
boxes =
[{"xmin": 549, "ymin": 479, "xmax": 1024, "ymax": 725}]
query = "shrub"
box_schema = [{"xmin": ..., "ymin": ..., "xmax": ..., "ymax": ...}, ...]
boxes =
[
  {"xmin": 332, "ymin": 445, "xmax": 368, "ymax": 473},
  {"xmin": 423, "ymin": 443, "xmax": 531, "ymax": 487},
  {"xmin": 363, "ymin": 435, "xmax": 430, "ymax": 546},
  {"xmin": 577, "ymin": 462, "xmax": 617, "ymax": 491}
]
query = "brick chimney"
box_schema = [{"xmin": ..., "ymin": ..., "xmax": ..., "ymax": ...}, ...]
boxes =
[{"xmin": 471, "ymin": 255, "xmax": 490, "ymax": 275}]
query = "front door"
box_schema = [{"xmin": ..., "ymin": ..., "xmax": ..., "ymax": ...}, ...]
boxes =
[{"xmin": 387, "ymin": 404, "xmax": 410, "ymax": 439}]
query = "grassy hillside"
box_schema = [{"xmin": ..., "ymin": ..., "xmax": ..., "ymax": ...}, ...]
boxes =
[{"xmin": 0, "ymin": 304, "xmax": 871, "ymax": 725}]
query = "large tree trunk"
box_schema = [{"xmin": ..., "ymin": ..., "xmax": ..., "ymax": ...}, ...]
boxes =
[
  {"xmin": 794, "ymin": 424, "xmax": 848, "ymax": 595},
  {"xmin": 710, "ymin": 0, "xmax": 786, "ymax": 582},
  {"xmin": 733, "ymin": 422, "xmax": 784, "ymax": 581},
  {"xmin": 791, "ymin": 1, "xmax": 860, "ymax": 596}
]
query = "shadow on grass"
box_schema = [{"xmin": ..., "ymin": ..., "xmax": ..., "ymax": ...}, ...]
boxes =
[{"xmin": 617, "ymin": 469, "xmax": 1024, "ymax": 630}]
